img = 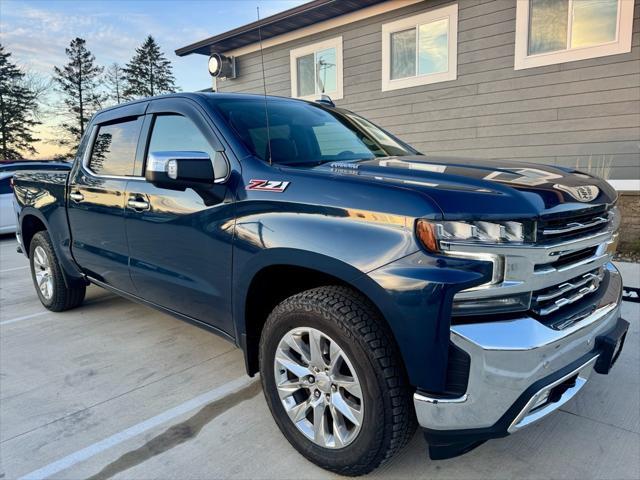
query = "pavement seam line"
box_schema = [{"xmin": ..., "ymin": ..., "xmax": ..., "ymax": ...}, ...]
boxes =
[
  {"xmin": 17, "ymin": 375, "xmax": 257, "ymax": 480},
  {"xmin": 558, "ymin": 408, "xmax": 640, "ymax": 435},
  {"xmin": 0, "ymin": 311, "xmax": 49, "ymax": 325},
  {"xmin": 0, "ymin": 296, "xmax": 117, "ymax": 326},
  {"xmin": 0, "ymin": 265, "xmax": 29, "ymax": 273}
]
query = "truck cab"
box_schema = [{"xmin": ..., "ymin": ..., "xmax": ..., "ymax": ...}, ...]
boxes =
[{"xmin": 13, "ymin": 92, "xmax": 628, "ymax": 475}]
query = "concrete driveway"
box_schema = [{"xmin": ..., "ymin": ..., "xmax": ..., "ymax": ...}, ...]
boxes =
[{"xmin": 1, "ymin": 235, "xmax": 638, "ymax": 479}]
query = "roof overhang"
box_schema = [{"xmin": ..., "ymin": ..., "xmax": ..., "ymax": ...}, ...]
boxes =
[{"xmin": 175, "ymin": 0, "xmax": 387, "ymax": 57}]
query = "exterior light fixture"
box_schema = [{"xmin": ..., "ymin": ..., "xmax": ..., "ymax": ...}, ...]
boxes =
[{"xmin": 208, "ymin": 53, "xmax": 236, "ymax": 79}]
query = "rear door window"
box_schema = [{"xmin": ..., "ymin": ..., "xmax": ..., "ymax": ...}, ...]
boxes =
[{"xmin": 88, "ymin": 117, "xmax": 143, "ymax": 176}]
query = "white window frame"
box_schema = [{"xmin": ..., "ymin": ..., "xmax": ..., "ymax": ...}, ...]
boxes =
[
  {"xmin": 514, "ymin": 0, "xmax": 635, "ymax": 70},
  {"xmin": 381, "ymin": 4, "xmax": 458, "ymax": 92},
  {"xmin": 290, "ymin": 36, "xmax": 343, "ymax": 101}
]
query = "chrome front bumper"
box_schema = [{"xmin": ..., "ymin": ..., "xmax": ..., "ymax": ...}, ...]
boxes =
[{"xmin": 414, "ymin": 264, "xmax": 623, "ymax": 433}]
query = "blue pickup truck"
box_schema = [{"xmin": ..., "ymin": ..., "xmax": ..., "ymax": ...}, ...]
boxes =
[{"xmin": 13, "ymin": 92, "xmax": 628, "ymax": 475}]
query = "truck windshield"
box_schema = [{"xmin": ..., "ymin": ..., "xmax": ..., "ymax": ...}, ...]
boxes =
[{"xmin": 211, "ymin": 98, "xmax": 416, "ymax": 166}]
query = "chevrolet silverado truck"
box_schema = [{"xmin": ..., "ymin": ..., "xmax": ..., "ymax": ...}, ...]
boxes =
[{"xmin": 13, "ymin": 93, "xmax": 628, "ymax": 476}]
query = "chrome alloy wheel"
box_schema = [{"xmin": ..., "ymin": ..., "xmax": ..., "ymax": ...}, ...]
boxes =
[
  {"xmin": 274, "ymin": 327, "xmax": 364, "ymax": 449},
  {"xmin": 33, "ymin": 246, "xmax": 53, "ymax": 301}
]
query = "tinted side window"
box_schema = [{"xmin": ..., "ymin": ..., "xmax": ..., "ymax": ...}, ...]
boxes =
[
  {"xmin": 0, "ymin": 177, "xmax": 11, "ymax": 195},
  {"xmin": 88, "ymin": 117, "xmax": 143, "ymax": 176},
  {"xmin": 147, "ymin": 115, "xmax": 216, "ymax": 161}
]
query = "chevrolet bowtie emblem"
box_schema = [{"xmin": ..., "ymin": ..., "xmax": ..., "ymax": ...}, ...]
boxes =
[{"xmin": 553, "ymin": 184, "xmax": 600, "ymax": 202}]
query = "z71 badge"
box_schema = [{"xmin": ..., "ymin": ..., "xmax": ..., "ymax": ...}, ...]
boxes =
[{"xmin": 246, "ymin": 179, "xmax": 290, "ymax": 192}]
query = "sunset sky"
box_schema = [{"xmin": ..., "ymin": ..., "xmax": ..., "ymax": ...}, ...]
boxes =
[{"xmin": 1, "ymin": 0, "xmax": 305, "ymax": 158}]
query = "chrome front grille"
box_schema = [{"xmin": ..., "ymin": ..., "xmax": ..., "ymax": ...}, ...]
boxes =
[
  {"xmin": 531, "ymin": 267, "xmax": 605, "ymax": 316},
  {"xmin": 537, "ymin": 205, "xmax": 612, "ymax": 243},
  {"xmin": 450, "ymin": 204, "xmax": 619, "ymax": 323}
]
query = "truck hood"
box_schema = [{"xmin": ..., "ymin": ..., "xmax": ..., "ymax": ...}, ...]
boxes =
[{"xmin": 310, "ymin": 155, "xmax": 617, "ymax": 219}]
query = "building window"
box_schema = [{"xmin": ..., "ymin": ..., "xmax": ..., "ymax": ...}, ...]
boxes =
[
  {"xmin": 515, "ymin": 0, "xmax": 635, "ymax": 70},
  {"xmin": 290, "ymin": 37, "xmax": 343, "ymax": 100},
  {"xmin": 381, "ymin": 4, "xmax": 458, "ymax": 92}
]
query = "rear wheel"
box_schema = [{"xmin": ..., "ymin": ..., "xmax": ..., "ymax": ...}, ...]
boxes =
[
  {"xmin": 29, "ymin": 231, "xmax": 85, "ymax": 311},
  {"xmin": 259, "ymin": 286, "xmax": 416, "ymax": 476}
]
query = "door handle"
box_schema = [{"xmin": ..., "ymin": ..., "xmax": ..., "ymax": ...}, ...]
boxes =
[
  {"xmin": 69, "ymin": 191, "xmax": 84, "ymax": 202},
  {"xmin": 127, "ymin": 195, "xmax": 150, "ymax": 211}
]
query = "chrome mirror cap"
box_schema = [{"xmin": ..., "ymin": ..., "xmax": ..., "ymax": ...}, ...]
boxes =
[{"xmin": 146, "ymin": 151, "xmax": 230, "ymax": 185}]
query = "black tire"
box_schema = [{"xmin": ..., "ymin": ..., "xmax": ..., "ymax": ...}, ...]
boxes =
[
  {"xmin": 29, "ymin": 230, "xmax": 85, "ymax": 311},
  {"xmin": 259, "ymin": 286, "xmax": 416, "ymax": 476}
]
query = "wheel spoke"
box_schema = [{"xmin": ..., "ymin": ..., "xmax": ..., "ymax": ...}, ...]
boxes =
[
  {"xmin": 276, "ymin": 379, "xmax": 304, "ymax": 399},
  {"xmin": 35, "ymin": 247, "xmax": 47, "ymax": 268},
  {"xmin": 328, "ymin": 341, "xmax": 342, "ymax": 374},
  {"xmin": 309, "ymin": 329, "xmax": 327, "ymax": 368},
  {"xmin": 312, "ymin": 401, "xmax": 328, "ymax": 445},
  {"xmin": 333, "ymin": 376, "xmax": 362, "ymax": 400},
  {"xmin": 286, "ymin": 397, "xmax": 311, "ymax": 423},
  {"xmin": 275, "ymin": 350, "xmax": 312, "ymax": 379},
  {"xmin": 282, "ymin": 333, "xmax": 311, "ymax": 365},
  {"xmin": 329, "ymin": 405, "xmax": 346, "ymax": 448},
  {"xmin": 331, "ymin": 391, "xmax": 362, "ymax": 426}
]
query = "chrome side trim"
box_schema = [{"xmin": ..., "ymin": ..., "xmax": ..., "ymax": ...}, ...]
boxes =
[
  {"xmin": 535, "ymin": 271, "xmax": 602, "ymax": 302},
  {"xmin": 534, "ymin": 283, "xmax": 599, "ymax": 316},
  {"xmin": 542, "ymin": 216, "xmax": 608, "ymax": 236},
  {"xmin": 507, "ymin": 355, "xmax": 598, "ymax": 433}
]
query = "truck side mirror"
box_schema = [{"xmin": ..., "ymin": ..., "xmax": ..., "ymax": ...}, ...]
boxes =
[{"xmin": 145, "ymin": 151, "xmax": 230, "ymax": 187}]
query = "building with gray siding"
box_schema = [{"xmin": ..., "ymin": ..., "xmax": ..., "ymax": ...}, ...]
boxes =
[{"xmin": 177, "ymin": 0, "xmax": 640, "ymax": 189}]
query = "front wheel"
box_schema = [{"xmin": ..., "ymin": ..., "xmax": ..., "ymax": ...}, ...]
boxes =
[
  {"xmin": 29, "ymin": 231, "xmax": 85, "ymax": 311},
  {"xmin": 259, "ymin": 286, "xmax": 416, "ymax": 476}
]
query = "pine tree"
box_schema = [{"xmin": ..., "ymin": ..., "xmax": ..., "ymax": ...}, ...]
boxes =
[
  {"xmin": 53, "ymin": 37, "xmax": 104, "ymax": 152},
  {"xmin": 104, "ymin": 62, "xmax": 124, "ymax": 105},
  {"xmin": 123, "ymin": 36, "xmax": 176, "ymax": 99},
  {"xmin": 0, "ymin": 44, "xmax": 41, "ymax": 160}
]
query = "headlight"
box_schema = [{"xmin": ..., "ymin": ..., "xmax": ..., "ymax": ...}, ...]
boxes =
[
  {"xmin": 609, "ymin": 205, "xmax": 621, "ymax": 233},
  {"xmin": 416, "ymin": 219, "xmax": 531, "ymax": 252}
]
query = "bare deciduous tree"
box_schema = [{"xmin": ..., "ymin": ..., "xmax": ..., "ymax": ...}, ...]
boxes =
[{"xmin": 104, "ymin": 62, "xmax": 124, "ymax": 105}]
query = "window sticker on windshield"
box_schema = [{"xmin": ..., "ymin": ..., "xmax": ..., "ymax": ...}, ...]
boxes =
[{"xmin": 246, "ymin": 179, "xmax": 290, "ymax": 192}]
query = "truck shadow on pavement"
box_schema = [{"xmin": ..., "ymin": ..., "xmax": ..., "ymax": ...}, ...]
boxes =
[{"xmin": 87, "ymin": 381, "xmax": 263, "ymax": 480}]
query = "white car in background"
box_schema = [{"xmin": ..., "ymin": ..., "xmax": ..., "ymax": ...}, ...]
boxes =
[
  {"xmin": 0, "ymin": 172, "xmax": 16, "ymax": 234},
  {"xmin": 0, "ymin": 161, "xmax": 71, "ymax": 234}
]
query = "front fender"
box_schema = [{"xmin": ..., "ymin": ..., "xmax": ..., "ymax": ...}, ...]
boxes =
[
  {"xmin": 232, "ymin": 199, "xmax": 422, "ymax": 342},
  {"xmin": 366, "ymin": 252, "xmax": 492, "ymax": 391},
  {"xmin": 233, "ymin": 247, "xmax": 383, "ymax": 342}
]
